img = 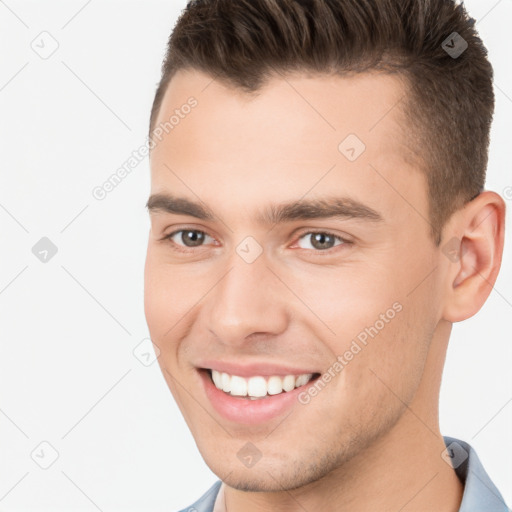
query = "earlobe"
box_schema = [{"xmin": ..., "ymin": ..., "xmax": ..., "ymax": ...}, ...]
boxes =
[{"xmin": 442, "ymin": 191, "xmax": 506, "ymax": 323}]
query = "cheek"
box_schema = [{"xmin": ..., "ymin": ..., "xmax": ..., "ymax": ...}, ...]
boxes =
[
  {"xmin": 144, "ymin": 252, "xmax": 164, "ymax": 334},
  {"xmin": 343, "ymin": 288, "xmax": 433, "ymax": 412},
  {"xmin": 289, "ymin": 263, "xmax": 401, "ymax": 341},
  {"xmin": 143, "ymin": 251, "xmax": 210, "ymax": 349},
  {"xmin": 144, "ymin": 250, "xmax": 184, "ymax": 340},
  {"xmin": 322, "ymin": 306, "xmax": 430, "ymax": 431},
  {"xmin": 293, "ymin": 260, "xmax": 431, "ymax": 391}
]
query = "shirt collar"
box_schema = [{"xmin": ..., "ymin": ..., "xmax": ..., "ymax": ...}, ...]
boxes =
[{"xmin": 444, "ymin": 436, "xmax": 510, "ymax": 512}]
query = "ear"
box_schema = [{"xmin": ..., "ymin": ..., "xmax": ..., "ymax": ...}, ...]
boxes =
[{"xmin": 441, "ymin": 191, "xmax": 506, "ymax": 323}]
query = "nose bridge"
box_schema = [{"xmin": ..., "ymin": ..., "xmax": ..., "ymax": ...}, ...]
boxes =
[{"xmin": 205, "ymin": 250, "xmax": 288, "ymax": 344}]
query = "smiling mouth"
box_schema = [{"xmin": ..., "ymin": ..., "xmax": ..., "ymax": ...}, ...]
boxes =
[{"xmin": 201, "ymin": 368, "xmax": 322, "ymax": 400}]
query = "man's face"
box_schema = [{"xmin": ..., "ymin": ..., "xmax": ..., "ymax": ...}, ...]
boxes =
[{"xmin": 145, "ymin": 69, "xmax": 445, "ymax": 491}]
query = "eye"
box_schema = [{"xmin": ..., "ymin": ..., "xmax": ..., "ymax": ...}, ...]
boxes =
[
  {"xmin": 163, "ymin": 229, "xmax": 215, "ymax": 251},
  {"xmin": 161, "ymin": 228, "xmax": 351, "ymax": 254},
  {"xmin": 295, "ymin": 231, "xmax": 349, "ymax": 251}
]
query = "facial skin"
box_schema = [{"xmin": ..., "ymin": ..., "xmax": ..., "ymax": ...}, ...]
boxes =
[{"xmin": 145, "ymin": 69, "xmax": 505, "ymax": 511}]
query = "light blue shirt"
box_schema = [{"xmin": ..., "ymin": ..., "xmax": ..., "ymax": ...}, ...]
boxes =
[{"xmin": 177, "ymin": 436, "xmax": 510, "ymax": 511}]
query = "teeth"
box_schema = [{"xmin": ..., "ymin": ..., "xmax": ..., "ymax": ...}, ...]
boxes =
[
  {"xmin": 282, "ymin": 375, "xmax": 296, "ymax": 392},
  {"xmin": 211, "ymin": 370, "xmax": 222, "ymax": 389},
  {"xmin": 295, "ymin": 374, "xmax": 310, "ymax": 387},
  {"xmin": 267, "ymin": 376, "xmax": 283, "ymax": 395},
  {"xmin": 210, "ymin": 370, "xmax": 314, "ymax": 399},
  {"xmin": 221, "ymin": 372, "xmax": 231, "ymax": 393},
  {"xmin": 230, "ymin": 375, "xmax": 247, "ymax": 396},
  {"xmin": 247, "ymin": 376, "xmax": 267, "ymax": 397}
]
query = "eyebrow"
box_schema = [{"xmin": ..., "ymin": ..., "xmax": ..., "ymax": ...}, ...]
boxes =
[{"xmin": 146, "ymin": 193, "xmax": 383, "ymax": 224}]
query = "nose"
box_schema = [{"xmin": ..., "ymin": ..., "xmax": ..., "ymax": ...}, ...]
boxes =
[{"xmin": 204, "ymin": 255, "xmax": 289, "ymax": 347}]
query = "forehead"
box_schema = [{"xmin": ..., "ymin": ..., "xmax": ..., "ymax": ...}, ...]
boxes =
[
  {"xmin": 149, "ymin": 69, "xmax": 426, "ymax": 226},
  {"xmin": 152, "ymin": 68, "xmax": 412, "ymax": 158}
]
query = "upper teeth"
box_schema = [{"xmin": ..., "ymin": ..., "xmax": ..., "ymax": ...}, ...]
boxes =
[{"xmin": 210, "ymin": 370, "xmax": 314, "ymax": 398}]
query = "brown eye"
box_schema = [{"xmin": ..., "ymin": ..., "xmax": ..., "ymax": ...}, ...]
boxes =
[
  {"xmin": 296, "ymin": 231, "xmax": 346, "ymax": 251},
  {"xmin": 167, "ymin": 229, "xmax": 213, "ymax": 248}
]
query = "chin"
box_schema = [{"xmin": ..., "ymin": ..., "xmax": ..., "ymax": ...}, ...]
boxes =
[
  {"xmin": 223, "ymin": 471, "xmax": 302, "ymax": 493},
  {"xmin": 205, "ymin": 453, "xmax": 339, "ymax": 493}
]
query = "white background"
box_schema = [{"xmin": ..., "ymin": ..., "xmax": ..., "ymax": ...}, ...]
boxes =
[{"xmin": 0, "ymin": 1, "xmax": 510, "ymax": 510}]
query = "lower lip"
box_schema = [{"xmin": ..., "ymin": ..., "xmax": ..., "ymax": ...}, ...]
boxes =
[{"xmin": 199, "ymin": 369, "xmax": 318, "ymax": 425}]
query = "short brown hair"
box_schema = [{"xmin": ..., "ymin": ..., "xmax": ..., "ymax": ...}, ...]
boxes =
[{"xmin": 149, "ymin": 0, "xmax": 494, "ymax": 245}]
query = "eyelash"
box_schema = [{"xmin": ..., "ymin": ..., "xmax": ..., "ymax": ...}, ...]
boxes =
[{"xmin": 161, "ymin": 228, "xmax": 352, "ymax": 254}]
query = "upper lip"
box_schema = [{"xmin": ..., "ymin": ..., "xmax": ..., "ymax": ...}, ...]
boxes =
[{"xmin": 197, "ymin": 360, "xmax": 320, "ymax": 378}]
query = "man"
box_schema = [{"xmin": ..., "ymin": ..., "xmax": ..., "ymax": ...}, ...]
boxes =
[{"xmin": 144, "ymin": 0, "xmax": 509, "ymax": 510}]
